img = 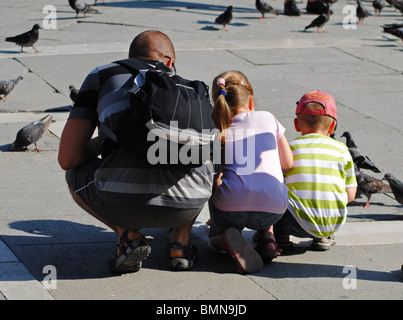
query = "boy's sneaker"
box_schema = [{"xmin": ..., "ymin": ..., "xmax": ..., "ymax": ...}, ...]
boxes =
[
  {"xmin": 310, "ymin": 236, "xmax": 335, "ymax": 251},
  {"xmin": 275, "ymin": 234, "xmax": 295, "ymax": 251}
]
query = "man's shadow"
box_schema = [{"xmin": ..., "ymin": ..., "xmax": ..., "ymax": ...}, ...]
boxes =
[{"xmin": 4, "ymin": 219, "xmax": 238, "ymax": 280}]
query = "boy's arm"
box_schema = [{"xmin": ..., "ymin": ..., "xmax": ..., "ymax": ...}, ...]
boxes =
[
  {"xmin": 346, "ymin": 186, "xmax": 357, "ymax": 203},
  {"xmin": 344, "ymin": 149, "xmax": 358, "ymax": 203}
]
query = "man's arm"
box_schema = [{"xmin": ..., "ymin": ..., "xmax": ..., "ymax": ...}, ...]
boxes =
[{"xmin": 58, "ymin": 118, "xmax": 99, "ymax": 170}]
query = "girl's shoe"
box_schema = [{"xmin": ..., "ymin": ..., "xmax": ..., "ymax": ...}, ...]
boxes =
[
  {"xmin": 223, "ymin": 227, "xmax": 263, "ymax": 274},
  {"xmin": 254, "ymin": 237, "xmax": 282, "ymax": 262}
]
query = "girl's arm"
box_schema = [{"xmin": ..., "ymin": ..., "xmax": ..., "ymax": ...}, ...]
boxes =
[{"xmin": 278, "ymin": 134, "xmax": 294, "ymax": 171}]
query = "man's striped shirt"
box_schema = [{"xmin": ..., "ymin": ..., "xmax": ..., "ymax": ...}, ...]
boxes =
[{"xmin": 69, "ymin": 60, "xmax": 214, "ymax": 209}]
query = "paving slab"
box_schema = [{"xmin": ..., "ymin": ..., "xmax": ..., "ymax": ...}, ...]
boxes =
[{"xmin": 0, "ymin": 0, "xmax": 402, "ymax": 302}]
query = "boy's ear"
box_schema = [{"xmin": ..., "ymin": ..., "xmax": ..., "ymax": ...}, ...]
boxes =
[
  {"xmin": 294, "ymin": 118, "xmax": 301, "ymax": 132},
  {"xmin": 328, "ymin": 120, "xmax": 337, "ymax": 135}
]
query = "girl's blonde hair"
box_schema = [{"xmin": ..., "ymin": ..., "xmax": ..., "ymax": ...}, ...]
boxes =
[{"xmin": 211, "ymin": 71, "xmax": 254, "ymax": 142}]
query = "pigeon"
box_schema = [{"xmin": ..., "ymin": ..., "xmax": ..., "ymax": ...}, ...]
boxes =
[
  {"xmin": 284, "ymin": 0, "xmax": 301, "ymax": 16},
  {"xmin": 8, "ymin": 115, "xmax": 53, "ymax": 152},
  {"xmin": 356, "ymin": 0, "xmax": 369, "ymax": 24},
  {"xmin": 0, "ymin": 76, "xmax": 23, "ymax": 102},
  {"xmin": 392, "ymin": 0, "xmax": 403, "ymax": 15},
  {"xmin": 5, "ymin": 24, "xmax": 41, "ymax": 53},
  {"xmin": 215, "ymin": 6, "xmax": 233, "ymax": 31},
  {"xmin": 383, "ymin": 173, "xmax": 403, "ymax": 205},
  {"xmin": 341, "ymin": 131, "xmax": 381, "ymax": 173},
  {"xmin": 373, "ymin": 0, "xmax": 385, "ymax": 15},
  {"xmin": 69, "ymin": 0, "xmax": 100, "ymax": 18},
  {"xmin": 306, "ymin": 0, "xmax": 329, "ymax": 14},
  {"xmin": 256, "ymin": 0, "xmax": 279, "ymax": 19},
  {"xmin": 355, "ymin": 166, "xmax": 392, "ymax": 207},
  {"xmin": 69, "ymin": 85, "xmax": 78, "ymax": 103},
  {"xmin": 304, "ymin": 7, "xmax": 331, "ymax": 32},
  {"xmin": 383, "ymin": 23, "xmax": 403, "ymax": 44}
]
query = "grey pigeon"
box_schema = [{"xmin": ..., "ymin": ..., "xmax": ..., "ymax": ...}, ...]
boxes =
[
  {"xmin": 0, "ymin": 76, "xmax": 23, "ymax": 102},
  {"xmin": 383, "ymin": 173, "xmax": 403, "ymax": 205},
  {"xmin": 383, "ymin": 23, "xmax": 403, "ymax": 44},
  {"xmin": 5, "ymin": 24, "xmax": 41, "ymax": 53},
  {"xmin": 8, "ymin": 115, "xmax": 53, "ymax": 152},
  {"xmin": 69, "ymin": 85, "xmax": 78, "ymax": 103},
  {"xmin": 392, "ymin": 0, "xmax": 403, "ymax": 15},
  {"xmin": 69, "ymin": 0, "xmax": 100, "ymax": 18},
  {"xmin": 215, "ymin": 6, "xmax": 233, "ymax": 31},
  {"xmin": 256, "ymin": 0, "xmax": 279, "ymax": 19},
  {"xmin": 304, "ymin": 7, "xmax": 331, "ymax": 33},
  {"xmin": 341, "ymin": 131, "xmax": 381, "ymax": 173},
  {"xmin": 373, "ymin": 0, "xmax": 385, "ymax": 15},
  {"xmin": 356, "ymin": 0, "xmax": 369, "ymax": 24},
  {"xmin": 355, "ymin": 165, "xmax": 391, "ymax": 207}
]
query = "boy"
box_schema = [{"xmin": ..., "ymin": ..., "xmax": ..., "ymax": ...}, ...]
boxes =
[{"xmin": 274, "ymin": 90, "xmax": 357, "ymax": 251}]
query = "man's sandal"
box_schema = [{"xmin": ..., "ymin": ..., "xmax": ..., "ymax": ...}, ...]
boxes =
[
  {"xmin": 168, "ymin": 242, "xmax": 198, "ymax": 271},
  {"xmin": 109, "ymin": 230, "xmax": 151, "ymax": 274}
]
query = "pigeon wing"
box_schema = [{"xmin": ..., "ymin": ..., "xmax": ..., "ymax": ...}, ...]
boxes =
[
  {"xmin": 74, "ymin": 0, "xmax": 89, "ymax": 12},
  {"xmin": 305, "ymin": 14, "xmax": 326, "ymax": 30},
  {"xmin": 6, "ymin": 30, "xmax": 31, "ymax": 46}
]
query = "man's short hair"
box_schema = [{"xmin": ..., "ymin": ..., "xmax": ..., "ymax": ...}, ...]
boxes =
[{"xmin": 128, "ymin": 30, "xmax": 175, "ymax": 61}]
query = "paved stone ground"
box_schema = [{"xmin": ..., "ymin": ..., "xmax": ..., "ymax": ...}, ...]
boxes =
[{"xmin": 0, "ymin": 0, "xmax": 402, "ymax": 301}]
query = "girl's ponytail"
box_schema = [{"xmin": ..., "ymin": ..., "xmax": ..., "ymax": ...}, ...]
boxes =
[{"xmin": 211, "ymin": 71, "xmax": 253, "ymax": 143}]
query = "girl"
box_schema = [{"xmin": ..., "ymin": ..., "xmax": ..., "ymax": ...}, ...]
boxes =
[{"xmin": 209, "ymin": 70, "xmax": 294, "ymax": 273}]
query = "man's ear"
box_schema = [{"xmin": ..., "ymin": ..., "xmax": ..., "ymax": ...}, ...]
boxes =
[
  {"xmin": 166, "ymin": 58, "xmax": 174, "ymax": 68},
  {"xmin": 294, "ymin": 118, "xmax": 301, "ymax": 132}
]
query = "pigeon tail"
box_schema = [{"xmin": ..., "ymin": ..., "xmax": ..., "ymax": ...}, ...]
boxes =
[
  {"xmin": 40, "ymin": 114, "xmax": 53, "ymax": 133},
  {"xmin": 383, "ymin": 173, "xmax": 403, "ymax": 205}
]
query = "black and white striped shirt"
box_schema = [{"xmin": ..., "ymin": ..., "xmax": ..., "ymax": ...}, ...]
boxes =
[{"xmin": 69, "ymin": 60, "xmax": 214, "ymax": 209}]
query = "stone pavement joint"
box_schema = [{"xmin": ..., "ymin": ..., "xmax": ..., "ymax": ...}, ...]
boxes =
[{"xmin": 0, "ymin": 0, "xmax": 402, "ymax": 300}]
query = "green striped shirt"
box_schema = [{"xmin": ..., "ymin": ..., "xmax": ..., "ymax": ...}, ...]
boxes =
[{"xmin": 284, "ymin": 133, "xmax": 357, "ymax": 237}]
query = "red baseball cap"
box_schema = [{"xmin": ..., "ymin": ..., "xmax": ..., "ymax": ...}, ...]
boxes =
[{"xmin": 296, "ymin": 90, "xmax": 337, "ymax": 120}]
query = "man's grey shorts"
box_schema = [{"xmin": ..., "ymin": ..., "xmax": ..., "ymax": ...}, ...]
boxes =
[
  {"xmin": 208, "ymin": 201, "xmax": 284, "ymax": 237},
  {"xmin": 66, "ymin": 157, "xmax": 202, "ymax": 229}
]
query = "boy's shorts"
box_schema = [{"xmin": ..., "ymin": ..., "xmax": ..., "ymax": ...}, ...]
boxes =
[
  {"xmin": 273, "ymin": 209, "xmax": 317, "ymax": 239},
  {"xmin": 66, "ymin": 157, "xmax": 202, "ymax": 229},
  {"xmin": 208, "ymin": 201, "xmax": 284, "ymax": 237}
]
